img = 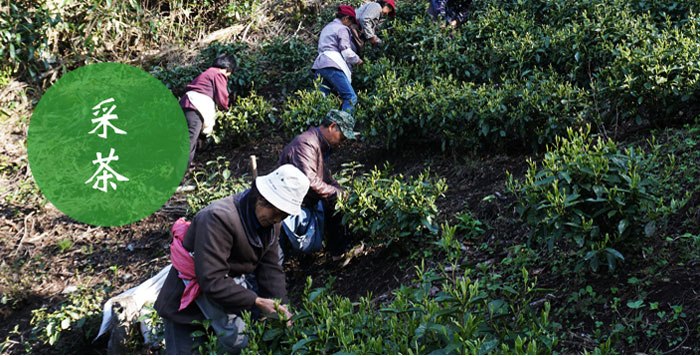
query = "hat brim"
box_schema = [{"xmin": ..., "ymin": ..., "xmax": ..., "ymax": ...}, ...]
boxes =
[
  {"xmin": 256, "ymin": 176, "xmax": 302, "ymax": 216},
  {"xmin": 340, "ymin": 127, "xmax": 359, "ymax": 140}
]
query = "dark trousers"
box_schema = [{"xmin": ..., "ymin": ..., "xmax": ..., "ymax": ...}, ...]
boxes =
[
  {"xmin": 184, "ymin": 108, "xmax": 203, "ymax": 168},
  {"xmin": 163, "ymin": 317, "xmax": 205, "ymax": 354},
  {"xmin": 322, "ymin": 198, "xmax": 351, "ymax": 257}
]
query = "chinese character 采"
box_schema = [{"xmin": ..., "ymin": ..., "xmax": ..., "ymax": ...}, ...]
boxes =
[
  {"xmin": 88, "ymin": 98, "xmax": 127, "ymax": 139},
  {"xmin": 85, "ymin": 148, "xmax": 130, "ymax": 192}
]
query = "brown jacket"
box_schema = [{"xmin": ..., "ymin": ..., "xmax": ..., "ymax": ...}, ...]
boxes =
[
  {"xmin": 154, "ymin": 192, "xmax": 285, "ymax": 325},
  {"xmin": 278, "ymin": 127, "xmax": 343, "ymax": 207}
]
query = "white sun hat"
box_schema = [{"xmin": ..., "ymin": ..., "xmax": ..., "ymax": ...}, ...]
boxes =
[{"xmin": 256, "ymin": 164, "xmax": 310, "ymax": 216}]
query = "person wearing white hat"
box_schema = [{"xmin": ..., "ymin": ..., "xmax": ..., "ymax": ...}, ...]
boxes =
[{"xmin": 154, "ymin": 164, "xmax": 309, "ymax": 354}]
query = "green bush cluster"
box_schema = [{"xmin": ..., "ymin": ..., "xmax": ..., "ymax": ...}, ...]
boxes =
[
  {"xmin": 212, "ymin": 91, "xmax": 276, "ymax": 143},
  {"xmin": 335, "ymin": 163, "xmax": 447, "ymax": 246},
  {"xmin": 29, "ymin": 284, "xmax": 107, "ymax": 350},
  {"xmin": 258, "ymin": 36, "xmax": 317, "ymax": 97},
  {"xmin": 186, "ymin": 157, "xmax": 249, "ymax": 214},
  {"xmin": 0, "ymin": 2, "xmax": 58, "ymax": 79},
  {"xmin": 356, "ymin": 68, "xmax": 589, "ymax": 150},
  {"xmin": 243, "ymin": 266, "xmax": 557, "ymax": 354},
  {"xmin": 279, "ymin": 81, "xmax": 339, "ymax": 136},
  {"xmin": 506, "ymin": 126, "xmax": 678, "ymax": 272},
  {"xmin": 153, "ymin": 36, "xmax": 317, "ymax": 101}
]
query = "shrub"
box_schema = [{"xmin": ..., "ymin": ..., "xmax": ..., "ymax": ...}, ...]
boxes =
[
  {"xmin": 212, "ymin": 91, "xmax": 276, "ymax": 144},
  {"xmin": 378, "ymin": 16, "xmax": 471, "ymax": 82},
  {"xmin": 0, "ymin": 2, "xmax": 58, "ymax": 80},
  {"xmin": 374, "ymin": 0, "xmax": 700, "ymax": 132},
  {"xmin": 199, "ymin": 41, "xmax": 263, "ymax": 96},
  {"xmin": 356, "ymin": 72, "xmax": 476, "ymax": 150},
  {"xmin": 335, "ymin": 163, "xmax": 447, "ymax": 247},
  {"xmin": 186, "ymin": 156, "xmax": 249, "ymax": 214},
  {"xmin": 596, "ymin": 19, "xmax": 700, "ymax": 122},
  {"xmin": 152, "ymin": 42, "xmax": 262, "ymax": 98},
  {"xmin": 150, "ymin": 64, "xmax": 203, "ymax": 98},
  {"xmin": 243, "ymin": 266, "xmax": 558, "ymax": 354},
  {"xmin": 506, "ymin": 125, "xmax": 678, "ymax": 272},
  {"xmin": 29, "ymin": 283, "xmax": 107, "ymax": 350},
  {"xmin": 356, "ymin": 68, "xmax": 590, "ymax": 151},
  {"xmin": 278, "ymin": 81, "xmax": 340, "ymax": 136},
  {"xmin": 259, "ymin": 36, "xmax": 316, "ymax": 97},
  {"xmin": 479, "ymin": 69, "xmax": 592, "ymax": 149}
]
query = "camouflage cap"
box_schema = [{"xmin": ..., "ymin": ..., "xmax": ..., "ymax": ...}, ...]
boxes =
[{"xmin": 326, "ymin": 109, "xmax": 359, "ymax": 140}]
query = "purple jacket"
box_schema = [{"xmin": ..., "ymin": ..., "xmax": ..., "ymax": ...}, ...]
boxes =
[
  {"xmin": 179, "ymin": 67, "xmax": 230, "ymax": 112},
  {"xmin": 311, "ymin": 19, "xmax": 361, "ymax": 72}
]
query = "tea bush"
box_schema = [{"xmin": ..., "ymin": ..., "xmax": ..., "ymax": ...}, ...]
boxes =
[
  {"xmin": 243, "ymin": 265, "xmax": 558, "ymax": 354},
  {"xmin": 29, "ymin": 283, "xmax": 108, "ymax": 351},
  {"xmin": 356, "ymin": 0, "xmax": 700, "ymax": 145},
  {"xmin": 212, "ymin": 92, "xmax": 276, "ymax": 144},
  {"xmin": 259, "ymin": 36, "xmax": 317, "ymax": 97},
  {"xmin": 201, "ymin": 41, "xmax": 264, "ymax": 96},
  {"xmin": 153, "ymin": 42, "xmax": 261, "ymax": 98},
  {"xmin": 596, "ymin": 19, "xmax": 700, "ymax": 121},
  {"xmin": 356, "ymin": 68, "xmax": 590, "ymax": 151},
  {"xmin": 0, "ymin": 2, "xmax": 58, "ymax": 79},
  {"xmin": 506, "ymin": 126, "xmax": 678, "ymax": 272},
  {"xmin": 150, "ymin": 64, "xmax": 203, "ymax": 98},
  {"xmin": 335, "ymin": 163, "xmax": 447, "ymax": 246},
  {"xmin": 279, "ymin": 81, "xmax": 340, "ymax": 136},
  {"xmin": 186, "ymin": 156, "xmax": 249, "ymax": 214}
]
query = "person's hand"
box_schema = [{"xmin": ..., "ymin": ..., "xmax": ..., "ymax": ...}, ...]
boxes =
[
  {"xmin": 356, "ymin": 58, "xmax": 364, "ymax": 66},
  {"xmin": 255, "ymin": 298, "xmax": 293, "ymax": 325},
  {"xmin": 449, "ymin": 20, "xmax": 458, "ymax": 27},
  {"xmin": 336, "ymin": 189, "xmax": 349, "ymax": 201},
  {"xmin": 369, "ymin": 36, "xmax": 379, "ymax": 45},
  {"xmin": 279, "ymin": 304, "xmax": 293, "ymax": 326}
]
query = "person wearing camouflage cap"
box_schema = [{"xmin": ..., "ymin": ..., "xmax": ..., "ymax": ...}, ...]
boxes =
[{"xmin": 276, "ymin": 109, "xmax": 359, "ymax": 262}]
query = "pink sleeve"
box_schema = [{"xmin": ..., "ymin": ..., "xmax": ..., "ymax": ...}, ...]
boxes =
[{"xmin": 213, "ymin": 73, "xmax": 230, "ymax": 111}]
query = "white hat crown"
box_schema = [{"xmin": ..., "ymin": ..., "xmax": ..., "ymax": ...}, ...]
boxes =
[{"xmin": 255, "ymin": 164, "xmax": 310, "ymax": 216}]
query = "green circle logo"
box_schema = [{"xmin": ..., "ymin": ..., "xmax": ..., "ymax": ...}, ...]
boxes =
[{"xmin": 28, "ymin": 63, "xmax": 189, "ymax": 226}]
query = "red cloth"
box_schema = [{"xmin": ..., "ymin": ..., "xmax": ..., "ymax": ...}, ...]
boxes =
[
  {"xmin": 386, "ymin": 0, "xmax": 396, "ymax": 16},
  {"xmin": 170, "ymin": 217, "xmax": 199, "ymax": 311},
  {"xmin": 179, "ymin": 67, "xmax": 230, "ymax": 112},
  {"xmin": 337, "ymin": 5, "xmax": 357, "ymax": 23}
]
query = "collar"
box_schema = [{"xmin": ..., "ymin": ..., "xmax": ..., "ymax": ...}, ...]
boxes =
[
  {"xmin": 237, "ymin": 189, "xmax": 273, "ymax": 248},
  {"xmin": 314, "ymin": 126, "xmax": 332, "ymax": 158}
]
